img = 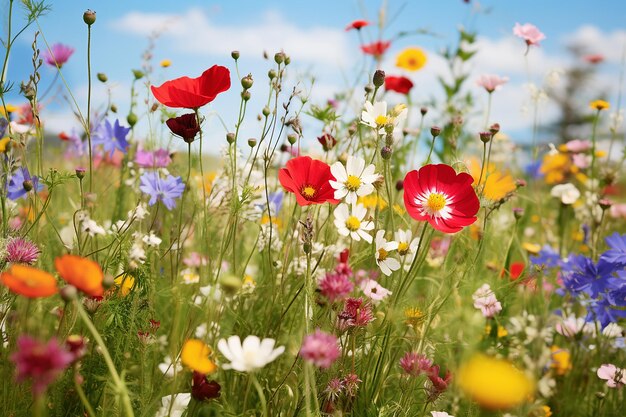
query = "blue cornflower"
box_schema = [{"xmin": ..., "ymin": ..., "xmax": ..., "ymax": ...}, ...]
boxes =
[
  {"xmin": 524, "ymin": 159, "xmax": 543, "ymax": 179},
  {"xmin": 0, "ymin": 117, "xmax": 8, "ymax": 137},
  {"xmin": 92, "ymin": 119, "xmax": 130, "ymax": 157},
  {"xmin": 7, "ymin": 167, "xmax": 44, "ymax": 200},
  {"xmin": 587, "ymin": 296, "xmax": 626, "ymax": 328},
  {"xmin": 561, "ymin": 255, "xmax": 619, "ymax": 298},
  {"xmin": 139, "ymin": 172, "xmax": 185, "ymax": 210},
  {"xmin": 601, "ymin": 233, "xmax": 626, "ymax": 268},
  {"xmin": 530, "ymin": 245, "xmax": 561, "ymax": 270}
]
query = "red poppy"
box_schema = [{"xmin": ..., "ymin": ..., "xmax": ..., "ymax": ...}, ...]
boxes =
[
  {"xmin": 151, "ymin": 65, "xmax": 231, "ymax": 109},
  {"xmin": 317, "ymin": 133, "xmax": 337, "ymax": 151},
  {"xmin": 501, "ymin": 261, "xmax": 525, "ymax": 280},
  {"xmin": 166, "ymin": 113, "xmax": 200, "ymax": 143},
  {"xmin": 403, "ymin": 164, "xmax": 479, "ymax": 233},
  {"xmin": 361, "ymin": 41, "xmax": 391, "ymax": 58},
  {"xmin": 583, "ymin": 54, "xmax": 604, "ymax": 64},
  {"xmin": 346, "ymin": 20, "xmax": 370, "ymax": 31},
  {"xmin": 385, "ymin": 75, "xmax": 414, "ymax": 95},
  {"xmin": 278, "ymin": 156, "xmax": 339, "ymax": 206}
]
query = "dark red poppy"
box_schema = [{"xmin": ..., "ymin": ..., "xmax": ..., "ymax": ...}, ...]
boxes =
[
  {"xmin": 583, "ymin": 54, "xmax": 604, "ymax": 64},
  {"xmin": 346, "ymin": 20, "xmax": 370, "ymax": 31},
  {"xmin": 191, "ymin": 372, "xmax": 221, "ymax": 401},
  {"xmin": 151, "ymin": 65, "xmax": 231, "ymax": 109},
  {"xmin": 278, "ymin": 156, "xmax": 339, "ymax": 206},
  {"xmin": 165, "ymin": 113, "xmax": 200, "ymax": 143},
  {"xmin": 317, "ymin": 133, "xmax": 337, "ymax": 151},
  {"xmin": 385, "ymin": 75, "xmax": 414, "ymax": 95},
  {"xmin": 403, "ymin": 164, "xmax": 480, "ymax": 233},
  {"xmin": 361, "ymin": 41, "xmax": 391, "ymax": 58}
]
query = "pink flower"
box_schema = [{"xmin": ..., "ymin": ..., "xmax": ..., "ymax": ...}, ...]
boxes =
[
  {"xmin": 299, "ymin": 329, "xmax": 341, "ymax": 369},
  {"xmin": 584, "ymin": 54, "xmax": 604, "ymax": 64},
  {"xmin": 564, "ymin": 139, "xmax": 591, "ymax": 153},
  {"xmin": 572, "ymin": 153, "xmax": 591, "ymax": 169},
  {"xmin": 610, "ymin": 203, "xmax": 626, "ymax": 219},
  {"xmin": 472, "ymin": 284, "xmax": 502, "ymax": 318},
  {"xmin": 343, "ymin": 373, "xmax": 362, "ymax": 396},
  {"xmin": 135, "ymin": 148, "xmax": 172, "ymax": 168},
  {"xmin": 360, "ymin": 279, "xmax": 392, "ymax": 303},
  {"xmin": 4, "ymin": 237, "xmax": 40, "ymax": 264},
  {"xmin": 597, "ymin": 364, "xmax": 626, "ymax": 388},
  {"xmin": 338, "ymin": 297, "xmax": 374, "ymax": 329},
  {"xmin": 399, "ymin": 352, "xmax": 433, "ymax": 376},
  {"xmin": 11, "ymin": 336, "xmax": 74, "ymax": 396},
  {"xmin": 324, "ymin": 378, "xmax": 343, "ymax": 402},
  {"xmin": 319, "ymin": 272, "xmax": 353, "ymax": 303},
  {"xmin": 42, "ymin": 43, "xmax": 75, "ymax": 68},
  {"xmin": 476, "ymin": 74, "xmax": 509, "ymax": 93},
  {"xmin": 183, "ymin": 252, "xmax": 208, "ymax": 267},
  {"xmin": 427, "ymin": 365, "xmax": 453, "ymax": 400},
  {"xmin": 513, "ymin": 23, "xmax": 546, "ymax": 46}
]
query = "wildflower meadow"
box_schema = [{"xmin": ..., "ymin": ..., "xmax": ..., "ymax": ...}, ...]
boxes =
[{"xmin": 1, "ymin": 1, "xmax": 626, "ymax": 416}]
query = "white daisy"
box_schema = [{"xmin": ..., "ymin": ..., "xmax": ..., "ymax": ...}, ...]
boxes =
[
  {"xmin": 361, "ymin": 279, "xmax": 392, "ymax": 303},
  {"xmin": 217, "ymin": 335, "xmax": 284, "ymax": 372},
  {"xmin": 361, "ymin": 101, "xmax": 388, "ymax": 128},
  {"xmin": 374, "ymin": 230, "xmax": 401, "ymax": 276},
  {"xmin": 155, "ymin": 393, "xmax": 191, "ymax": 417},
  {"xmin": 334, "ymin": 203, "xmax": 374, "ymax": 243},
  {"xmin": 394, "ymin": 229, "xmax": 420, "ymax": 271},
  {"xmin": 329, "ymin": 156, "xmax": 379, "ymax": 204}
]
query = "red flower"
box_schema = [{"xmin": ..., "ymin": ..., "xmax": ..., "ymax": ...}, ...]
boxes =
[
  {"xmin": 502, "ymin": 261, "xmax": 525, "ymax": 280},
  {"xmin": 385, "ymin": 75, "xmax": 414, "ymax": 95},
  {"xmin": 361, "ymin": 41, "xmax": 391, "ymax": 58},
  {"xmin": 346, "ymin": 20, "xmax": 370, "ymax": 31},
  {"xmin": 166, "ymin": 113, "xmax": 200, "ymax": 143},
  {"xmin": 317, "ymin": 133, "xmax": 337, "ymax": 151},
  {"xmin": 584, "ymin": 54, "xmax": 604, "ymax": 64},
  {"xmin": 278, "ymin": 156, "xmax": 339, "ymax": 206},
  {"xmin": 191, "ymin": 372, "xmax": 221, "ymax": 401},
  {"xmin": 403, "ymin": 164, "xmax": 479, "ymax": 233},
  {"xmin": 151, "ymin": 65, "xmax": 230, "ymax": 109}
]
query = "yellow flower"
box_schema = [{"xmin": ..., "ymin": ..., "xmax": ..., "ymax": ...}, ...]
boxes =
[
  {"xmin": 522, "ymin": 242, "xmax": 541, "ymax": 254},
  {"xmin": 542, "ymin": 405, "xmax": 553, "ymax": 417},
  {"xmin": 0, "ymin": 137, "xmax": 10, "ymax": 153},
  {"xmin": 0, "ymin": 104, "xmax": 17, "ymax": 117},
  {"xmin": 540, "ymin": 153, "xmax": 572, "ymax": 184},
  {"xmin": 404, "ymin": 307, "xmax": 425, "ymax": 326},
  {"xmin": 393, "ymin": 204, "xmax": 405, "ymax": 215},
  {"xmin": 467, "ymin": 157, "xmax": 516, "ymax": 201},
  {"xmin": 181, "ymin": 339, "xmax": 217, "ymax": 374},
  {"xmin": 396, "ymin": 47, "xmax": 427, "ymax": 71},
  {"xmin": 589, "ymin": 99, "xmax": 609, "ymax": 111},
  {"xmin": 160, "ymin": 59, "xmax": 172, "ymax": 68},
  {"xmin": 485, "ymin": 324, "xmax": 509, "ymax": 338},
  {"xmin": 357, "ymin": 194, "xmax": 387, "ymax": 210},
  {"xmin": 457, "ymin": 354, "xmax": 534, "ymax": 410},
  {"xmin": 114, "ymin": 274, "xmax": 135, "ymax": 296},
  {"xmin": 550, "ymin": 345, "xmax": 571, "ymax": 375}
]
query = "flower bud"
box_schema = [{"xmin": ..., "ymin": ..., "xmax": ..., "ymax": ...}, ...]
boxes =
[
  {"xmin": 599, "ymin": 199, "xmax": 612, "ymax": 210},
  {"xmin": 512, "ymin": 207, "xmax": 524, "ymax": 220},
  {"xmin": 515, "ymin": 179, "xmax": 527, "ymax": 188},
  {"xmin": 132, "ymin": 69, "xmax": 144, "ymax": 80},
  {"xmin": 127, "ymin": 113, "xmax": 138, "ymax": 127},
  {"xmin": 373, "ymin": 70, "xmax": 385, "ymax": 88},
  {"xmin": 75, "ymin": 168, "xmax": 86, "ymax": 179},
  {"xmin": 395, "ymin": 180, "xmax": 404, "ymax": 191},
  {"xmin": 22, "ymin": 180, "xmax": 33, "ymax": 192},
  {"xmin": 262, "ymin": 106, "xmax": 270, "ymax": 117},
  {"xmin": 420, "ymin": 107, "xmax": 428, "ymax": 116},
  {"xmin": 241, "ymin": 90, "xmax": 251, "ymax": 101},
  {"xmin": 268, "ymin": 69, "xmax": 277, "ymax": 80},
  {"xmin": 364, "ymin": 84, "xmax": 374, "ymax": 94},
  {"xmin": 241, "ymin": 74, "xmax": 253, "ymax": 90},
  {"xmin": 348, "ymin": 124, "xmax": 357, "ymax": 136},
  {"xmin": 381, "ymin": 146, "xmax": 392, "ymax": 160},
  {"xmin": 287, "ymin": 133, "xmax": 297, "ymax": 145},
  {"xmin": 479, "ymin": 131, "xmax": 492, "ymax": 143},
  {"xmin": 110, "ymin": 104, "xmax": 118, "ymax": 113},
  {"xmin": 60, "ymin": 285, "xmax": 78, "ymax": 302},
  {"xmin": 97, "ymin": 73, "xmax": 107, "ymax": 83},
  {"xmin": 102, "ymin": 274, "xmax": 115, "ymax": 290},
  {"xmin": 247, "ymin": 138, "xmax": 257, "ymax": 148},
  {"xmin": 430, "ymin": 126, "xmax": 441, "ymax": 137},
  {"xmin": 284, "ymin": 55, "xmax": 291, "ymax": 65},
  {"xmin": 274, "ymin": 52, "xmax": 285, "ymax": 64},
  {"xmin": 317, "ymin": 133, "xmax": 337, "ymax": 151},
  {"xmin": 303, "ymin": 242, "xmax": 312, "ymax": 254},
  {"xmin": 231, "ymin": 50, "xmax": 240, "ymax": 60},
  {"xmin": 219, "ymin": 274, "xmax": 242, "ymax": 295},
  {"xmin": 226, "ymin": 133, "xmax": 235, "ymax": 144},
  {"xmin": 489, "ymin": 123, "xmax": 500, "ymax": 135},
  {"xmin": 83, "ymin": 9, "xmax": 96, "ymax": 25}
]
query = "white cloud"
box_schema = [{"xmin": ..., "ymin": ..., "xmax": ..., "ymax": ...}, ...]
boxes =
[
  {"xmin": 111, "ymin": 8, "xmax": 354, "ymax": 68},
  {"xmin": 567, "ymin": 25, "xmax": 626, "ymax": 63}
]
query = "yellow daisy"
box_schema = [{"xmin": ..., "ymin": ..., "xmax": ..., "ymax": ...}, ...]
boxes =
[{"xmin": 396, "ymin": 47, "xmax": 427, "ymax": 71}]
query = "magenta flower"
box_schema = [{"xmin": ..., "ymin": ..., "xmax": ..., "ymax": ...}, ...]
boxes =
[
  {"xmin": 597, "ymin": 364, "xmax": 626, "ymax": 388},
  {"xmin": 513, "ymin": 23, "xmax": 546, "ymax": 46},
  {"xmin": 42, "ymin": 43, "xmax": 75, "ymax": 68},
  {"xmin": 338, "ymin": 297, "xmax": 374, "ymax": 329},
  {"xmin": 4, "ymin": 237, "xmax": 40, "ymax": 264},
  {"xmin": 399, "ymin": 352, "xmax": 433, "ymax": 376},
  {"xmin": 11, "ymin": 336, "xmax": 74, "ymax": 396},
  {"xmin": 319, "ymin": 272, "xmax": 353, "ymax": 303},
  {"xmin": 299, "ymin": 329, "xmax": 341, "ymax": 369},
  {"xmin": 135, "ymin": 148, "xmax": 172, "ymax": 168},
  {"xmin": 476, "ymin": 74, "xmax": 509, "ymax": 93}
]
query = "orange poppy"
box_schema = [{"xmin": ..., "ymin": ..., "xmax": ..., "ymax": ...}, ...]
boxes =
[
  {"xmin": 1, "ymin": 264, "xmax": 58, "ymax": 298},
  {"xmin": 55, "ymin": 255, "xmax": 104, "ymax": 297}
]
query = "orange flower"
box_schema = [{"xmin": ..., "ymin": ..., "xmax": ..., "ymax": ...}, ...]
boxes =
[
  {"xmin": 55, "ymin": 255, "xmax": 104, "ymax": 297},
  {"xmin": 1, "ymin": 265, "xmax": 58, "ymax": 298},
  {"xmin": 181, "ymin": 339, "xmax": 218, "ymax": 374}
]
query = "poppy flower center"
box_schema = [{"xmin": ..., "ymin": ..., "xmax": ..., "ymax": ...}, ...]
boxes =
[
  {"xmin": 301, "ymin": 185, "xmax": 317, "ymax": 199},
  {"xmin": 408, "ymin": 58, "xmax": 417, "ymax": 67},
  {"xmin": 345, "ymin": 215, "xmax": 361, "ymax": 232},
  {"xmin": 375, "ymin": 115, "xmax": 388, "ymax": 125},
  {"xmin": 344, "ymin": 175, "xmax": 362, "ymax": 192},
  {"xmin": 378, "ymin": 248, "xmax": 388, "ymax": 261},
  {"xmin": 425, "ymin": 192, "xmax": 446, "ymax": 212},
  {"xmin": 398, "ymin": 241, "xmax": 409, "ymax": 255}
]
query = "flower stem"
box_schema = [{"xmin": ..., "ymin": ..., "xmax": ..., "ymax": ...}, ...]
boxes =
[
  {"xmin": 251, "ymin": 374, "xmax": 267, "ymax": 417},
  {"xmin": 86, "ymin": 24, "xmax": 93, "ymax": 194}
]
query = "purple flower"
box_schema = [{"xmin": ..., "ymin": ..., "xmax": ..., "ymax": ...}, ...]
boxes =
[
  {"xmin": 60, "ymin": 129, "xmax": 85, "ymax": 158},
  {"xmin": 530, "ymin": 245, "xmax": 561, "ymax": 270},
  {"xmin": 299, "ymin": 329, "xmax": 341, "ymax": 369},
  {"xmin": 7, "ymin": 167, "xmax": 44, "ymax": 200},
  {"xmin": 5, "ymin": 237, "xmax": 40, "ymax": 264},
  {"xmin": 92, "ymin": 119, "xmax": 130, "ymax": 157},
  {"xmin": 601, "ymin": 233, "xmax": 626, "ymax": 267},
  {"xmin": 562, "ymin": 255, "xmax": 619, "ymax": 298},
  {"xmin": 135, "ymin": 148, "xmax": 172, "ymax": 168},
  {"xmin": 139, "ymin": 172, "xmax": 185, "ymax": 210},
  {"xmin": 42, "ymin": 43, "xmax": 75, "ymax": 68},
  {"xmin": 11, "ymin": 336, "xmax": 73, "ymax": 396}
]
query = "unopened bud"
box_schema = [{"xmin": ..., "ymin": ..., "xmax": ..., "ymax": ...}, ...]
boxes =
[
  {"xmin": 348, "ymin": 124, "xmax": 357, "ymax": 136},
  {"xmin": 226, "ymin": 133, "xmax": 235, "ymax": 144},
  {"xmin": 241, "ymin": 74, "xmax": 253, "ymax": 90},
  {"xmin": 268, "ymin": 69, "xmax": 277, "ymax": 80},
  {"xmin": 127, "ymin": 113, "xmax": 138, "ymax": 127},
  {"xmin": 110, "ymin": 104, "xmax": 118, "ymax": 113},
  {"xmin": 420, "ymin": 107, "xmax": 428, "ymax": 116},
  {"xmin": 103, "ymin": 274, "xmax": 115, "ymax": 289},
  {"xmin": 97, "ymin": 73, "xmax": 107, "ymax": 83},
  {"xmin": 75, "ymin": 168, "xmax": 86, "ymax": 179},
  {"xmin": 83, "ymin": 9, "xmax": 96, "ymax": 25},
  {"xmin": 132, "ymin": 69, "xmax": 144, "ymax": 80},
  {"xmin": 262, "ymin": 106, "xmax": 270, "ymax": 117},
  {"xmin": 247, "ymin": 138, "xmax": 257, "ymax": 147},
  {"xmin": 381, "ymin": 146, "xmax": 392, "ymax": 160},
  {"xmin": 599, "ymin": 199, "xmax": 612, "ymax": 210},
  {"xmin": 479, "ymin": 131, "xmax": 492, "ymax": 143},
  {"xmin": 515, "ymin": 179, "xmax": 527, "ymax": 188},
  {"xmin": 512, "ymin": 207, "xmax": 524, "ymax": 219},
  {"xmin": 489, "ymin": 123, "xmax": 500, "ymax": 135},
  {"xmin": 430, "ymin": 126, "xmax": 441, "ymax": 137},
  {"xmin": 303, "ymin": 242, "xmax": 312, "ymax": 254},
  {"xmin": 231, "ymin": 50, "xmax": 240, "ymax": 60},
  {"xmin": 60, "ymin": 285, "xmax": 77, "ymax": 302},
  {"xmin": 373, "ymin": 70, "xmax": 385, "ymax": 88},
  {"xmin": 284, "ymin": 55, "xmax": 291, "ymax": 65},
  {"xmin": 274, "ymin": 52, "xmax": 285, "ymax": 64},
  {"xmin": 287, "ymin": 133, "xmax": 297, "ymax": 145},
  {"xmin": 241, "ymin": 90, "xmax": 251, "ymax": 101},
  {"xmin": 364, "ymin": 84, "xmax": 374, "ymax": 94},
  {"xmin": 395, "ymin": 180, "xmax": 404, "ymax": 191}
]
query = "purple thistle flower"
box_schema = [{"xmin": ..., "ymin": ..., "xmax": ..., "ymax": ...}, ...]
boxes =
[
  {"xmin": 299, "ymin": 329, "xmax": 341, "ymax": 369},
  {"xmin": 139, "ymin": 172, "xmax": 185, "ymax": 210},
  {"xmin": 92, "ymin": 119, "xmax": 130, "ymax": 157},
  {"xmin": 11, "ymin": 336, "xmax": 73, "ymax": 396},
  {"xmin": 42, "ymin": 43, "xmax": 75, "ymax": 68},
  {"xmin": 399, "ymin": 352, "xmax": 433, "ymax": 376},
  {"xmin": 7, "ymin": 167, "xmax": 44, "ymax": 200},
  {"xmin": 135, "ymin": 148, "xmax": 172, "ymax": 168},
  {"xmin": 5, "ymin": 237, "xmax": 40, "ymax": 264}
]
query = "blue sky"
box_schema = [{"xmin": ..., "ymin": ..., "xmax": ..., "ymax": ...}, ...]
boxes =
[{"xmin": 3, "ymin": 0, "xmax": 625, "ymax": 150}]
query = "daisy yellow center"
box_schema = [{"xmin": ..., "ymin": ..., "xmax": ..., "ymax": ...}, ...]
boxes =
[
  {"xmin": 375, "ymin": 115, "xmax": 388, "ymax": 125},
  {"xmin": 398, "ymin": 241, "xmax": 409, "ymax": 255},
  {"xmin": 426, "ymin": 193, "xmax": 446, "ymax": 212},
  {"xmin": 345, "ymin": 216, "xmax": 361, "ymax": 232},
  {"xmin": 344, "ymin": 175, "xmax": 362, "ymax": 192},
  {"xmin": 301, "ymin": 185, "xmax": 316, "ymax": 199},
  {"xmin": 378, "ymin": 248, "xmax": 388, "ymax": 261}
]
